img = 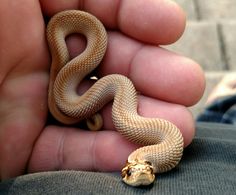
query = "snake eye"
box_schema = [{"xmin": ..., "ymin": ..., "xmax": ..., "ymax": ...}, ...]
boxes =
[{"xmin": 127, "ymin": 169, "xmax": 132, "ymax": 177}]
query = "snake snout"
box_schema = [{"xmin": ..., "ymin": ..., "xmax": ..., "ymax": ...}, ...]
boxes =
[{"xmin": 121, "ymin": 161, "xmax": 155, "ymax": 186}]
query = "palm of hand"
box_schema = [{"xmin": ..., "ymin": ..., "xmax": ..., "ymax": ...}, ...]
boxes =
[{"xmin": 0, "ymin": 0, "xmax": 204, "ymax": 180}]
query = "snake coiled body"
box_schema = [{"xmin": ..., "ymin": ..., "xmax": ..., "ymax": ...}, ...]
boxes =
[{"xmin": 47, "ymin": 10, "xmax": 184, "ymax": 186}]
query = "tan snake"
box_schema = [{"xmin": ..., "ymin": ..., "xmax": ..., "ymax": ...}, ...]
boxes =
[{"xmin": 47, "ymin": 10, "xmax": 184, "ymax": 187}]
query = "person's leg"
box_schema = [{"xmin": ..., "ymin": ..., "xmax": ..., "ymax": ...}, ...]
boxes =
[
  {"xmin": 1, "ymin": 123, "xmax": 236, "ymax": 195},
  {"xmin": 197, "ymin": 73, "xmax": 236, "ymax": 124},
  {"xmin": 206, "ymin": 73, "xmax": 236, "ymax": 105}
]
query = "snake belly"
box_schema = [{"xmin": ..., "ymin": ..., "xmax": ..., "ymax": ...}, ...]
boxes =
[{"xmin": 47, "ymin": 10, "xmax": 184, "ymax": 187}]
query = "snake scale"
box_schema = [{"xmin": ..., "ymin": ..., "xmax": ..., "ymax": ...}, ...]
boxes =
[{"xmin": 47, "ymin": 10, "xmax": 184, "ymax": 186}]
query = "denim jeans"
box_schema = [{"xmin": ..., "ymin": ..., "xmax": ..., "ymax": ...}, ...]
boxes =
[{"xmin": 197, "ymin": 94, "xmax": 236, "ymax": 124}]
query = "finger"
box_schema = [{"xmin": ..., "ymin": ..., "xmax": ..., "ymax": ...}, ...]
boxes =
[
  {"xmin": 75, "ymin": 79, "xmax": 195, "ymax": 147},
  {"xmin": 40, "ymin": 0, "xmax": 186, "ymax": 44},
  {"xmin": 28, "ymin": 126, "xmax": 137, "ymax": 172},
  {"xmin": 102, "ymin": 32, "xmax": 205, "ymax": 106},
  {"xmin": 28, "ymin": 117, "xmax": 192, "ymax": 173},
  {"xmin": 100, "ymin": 95, "xmax": 195, "ymax": 147},
  {"xmin": 74, "ymin": 77, "xmax": 195, "ymax": 147},
  {"xmin": 66, "ymin": 32, "xmax": 205, "ymax": 106}
]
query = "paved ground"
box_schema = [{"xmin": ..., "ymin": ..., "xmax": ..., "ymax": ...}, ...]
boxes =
[{"xmin": 164, "ymin": 0, "xmax": 236, "ymax": 117}]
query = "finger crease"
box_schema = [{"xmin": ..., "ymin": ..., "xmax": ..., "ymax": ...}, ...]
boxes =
[
  {"xmin": 78, "ymin": 0, "xmax": 85, "ymax": 10},
  {"xmin": 115, "ymin": 0, "xmax": 123, "ymax": 28},
  {"xmin": 57, "ymin": 129, "xmax": 66, "ymax": 170},
  {"xmin": 128, "ymin": 44, "xmax": 145, "ymax": 79},
  {"xmin": 90, "ymin": 132, "xmax": 99, "ymax": 171}
]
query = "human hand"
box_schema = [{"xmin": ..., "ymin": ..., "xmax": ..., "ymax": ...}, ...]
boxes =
[{"xmin": 0, "ymin": 0, "xmax": 205, "ymax": 180}]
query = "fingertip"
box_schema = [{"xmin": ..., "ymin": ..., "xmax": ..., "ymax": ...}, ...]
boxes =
[
  {"xmin": 130, "ymin": 47, "xmax": 205, "ymax": 106},
  {"xmin": 179, "ymin": 108, "xmax": 195, "ymax": 147},
  {"xmin": 119, "ymin": 0, "xmax": 186, "ymax": 44},
  {"xmin": 41, "ymin": 0, "xmax": 186, "ymax": 44},
  {"xmin": 186, "ymin": 58, "xmax": 206, "ymax": 105}
]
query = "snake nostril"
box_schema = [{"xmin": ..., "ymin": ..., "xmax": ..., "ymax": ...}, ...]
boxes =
[{"xmin": 145, "ymin": 161, "xmax": 152, "ymax": 166}]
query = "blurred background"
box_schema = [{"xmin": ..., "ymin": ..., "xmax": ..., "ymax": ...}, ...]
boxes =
[{"xmin": 164, "ymin": 0, "xmax": 236, "ymax": 118}]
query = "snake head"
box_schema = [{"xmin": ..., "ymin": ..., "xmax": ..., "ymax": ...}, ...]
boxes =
[{"xmin": 121, "ymin": 160, "xmax": 155, "ymax": 186}]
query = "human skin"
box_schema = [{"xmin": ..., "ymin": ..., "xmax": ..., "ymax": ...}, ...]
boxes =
[{"xmin": 0, "ymin": 0, "xmax": 205, "ymax": 180}]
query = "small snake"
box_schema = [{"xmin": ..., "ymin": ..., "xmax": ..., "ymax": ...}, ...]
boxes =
[{"xmin": 47, "ymin": 10, "xmax": 184, "ymax": 187}]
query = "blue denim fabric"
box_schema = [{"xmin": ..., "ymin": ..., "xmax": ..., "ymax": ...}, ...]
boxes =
[{"xmin": 197, "ymin": 94, "xmax": 236, "ymax": 124}]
